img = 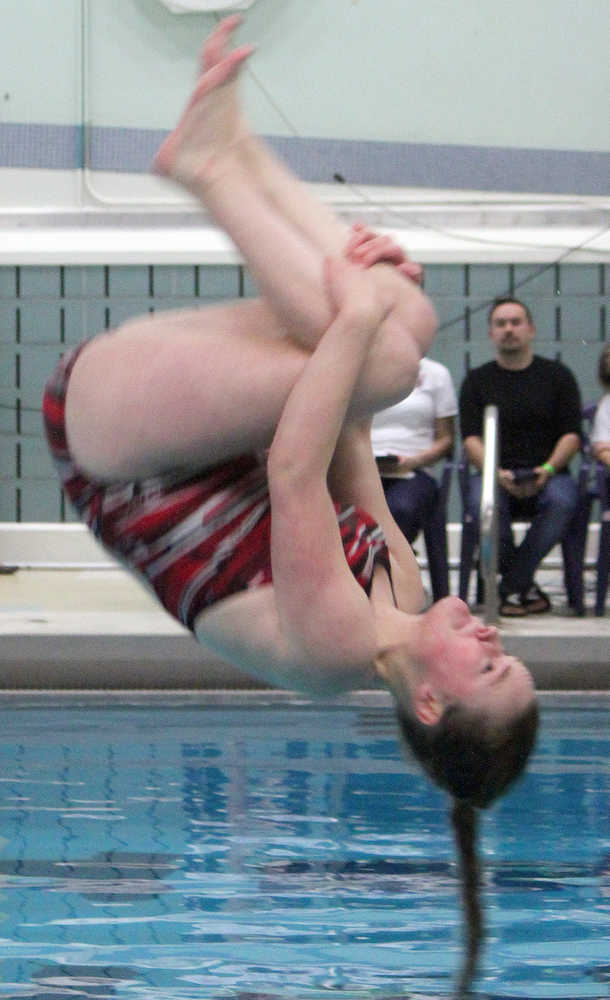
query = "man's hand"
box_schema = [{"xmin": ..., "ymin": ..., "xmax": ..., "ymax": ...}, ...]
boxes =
[
  {"xmin": 531, "ymin": 465, "xmax": 554, "ymax": 492},
  {"xmin": 498, "ymin": 467, "xmax": 548, "ymax": 499}
]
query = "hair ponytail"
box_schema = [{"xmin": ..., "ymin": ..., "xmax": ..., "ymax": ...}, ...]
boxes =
[
  {"xmin": 451, "ymin": 799, "xmax": 483, "ymax": 996},
  {"xmin": 395, "ymin": 697, "xmax": 538, "ymax": 994}
]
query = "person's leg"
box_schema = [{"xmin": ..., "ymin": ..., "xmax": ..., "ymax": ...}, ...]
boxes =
[
  {"xmin": 497, "ymin": 493, "xmax": 518, "ymax": 577},
  {"xmin": 198, "ymin": 17, "xmax": 350, "ymax": 256},
  {"xmin": 154, "ymin": 18, "xmax": 435, "ymax": 356},
  {"xmin": 153, "ymin": 25, "xmax": 338, "ymax": 344},
  {"xmin": 467, "ymin": 476, "xmax": 516, "ymax": 600},
  {"xmin": 499, "ymin": 473, "xmax": 579, "ymax": 596},
  {"xmin": 65, "ymin": 21, "xmax": 436, "ymax": 482},
  {"xmin": 464, "ymin": 473, "xmax": 481, "ymax": 531},
  {"xmin": 382, "ymin": 472, "xmax": 438, "ymax": 544},
  {"xmin": 200, "ymin": 21, "xmax": 414, "ymax": 276},
  {"xmin": 420, "ymin": 476, "xmax": 450, "ymax": 601},
  {"xmin": 64, "ymin": 300, "xmax": 307, "ymax": 480}
]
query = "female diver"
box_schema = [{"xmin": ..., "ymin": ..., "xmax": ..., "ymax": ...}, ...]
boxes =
[{"xmin": 43, "ymin": 17, "xmax": 538, "ymax": 993}]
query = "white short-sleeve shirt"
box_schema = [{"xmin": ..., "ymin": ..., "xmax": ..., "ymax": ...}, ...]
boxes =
[
  {"xmin": 371, "ymin": 358, "xmax": 457, "ymax": 478},
  {"xmin": 591, "ymin": 393, "xmax": 610, "ymax": 445}
]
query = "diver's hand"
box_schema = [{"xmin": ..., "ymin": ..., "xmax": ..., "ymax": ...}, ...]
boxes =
[{"xmin": 345, "ymin": 223, "xmax": 424, "ymax": 285}]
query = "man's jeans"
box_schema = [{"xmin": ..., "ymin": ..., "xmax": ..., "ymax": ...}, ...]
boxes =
[{"xmin": 465, "ymin": 471, "xmax": 579, "ymax": 596}]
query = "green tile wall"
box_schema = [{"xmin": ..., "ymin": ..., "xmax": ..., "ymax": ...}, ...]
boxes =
[{"xmin": 0, "ymin": 262, "xmax": 607, "ymax": 523}]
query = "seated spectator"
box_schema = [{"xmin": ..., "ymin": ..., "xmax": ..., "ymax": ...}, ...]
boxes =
[
  {"xmin": 592, "ymin": 345, "xmax": 610, "ymax": 469},
  {"xmin": 371, "ymin": 356, "xmax": 457, "ymax": 551},
  {"xmin": 459, "ymin": 296, "xmax": 582, "ymax": 616}
]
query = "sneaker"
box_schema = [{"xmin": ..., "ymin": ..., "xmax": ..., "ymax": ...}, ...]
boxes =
[
  {"xmin": 522, "ymin": 584, "xmax": 551, "ymax": 614},
  {"xmin": 499, "ymin": 592, "xmax": 527, "ymax": 617}
]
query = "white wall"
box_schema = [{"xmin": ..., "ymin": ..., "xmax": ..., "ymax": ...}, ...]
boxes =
[
  {"xmin": 0, "ymin": 0, "xmax": 607, "ymax": 248},
  {"xmin": 3, "ymin": 0, "xmax": 607, "ymax": 146}
]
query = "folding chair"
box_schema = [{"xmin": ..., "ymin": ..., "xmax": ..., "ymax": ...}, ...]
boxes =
[{"xmin": 594, "ymin": 460, "xmax": 610, "ymax": 616}]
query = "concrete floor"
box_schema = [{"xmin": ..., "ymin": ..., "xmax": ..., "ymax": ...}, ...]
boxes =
[{"xmin": 1, "ymin": 562, "xmax": 608, "ymax": 691}]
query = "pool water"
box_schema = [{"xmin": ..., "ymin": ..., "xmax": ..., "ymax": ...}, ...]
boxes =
[{"xmin": 0, "ymin": 694, "xmax": 607, "ymax": 999}]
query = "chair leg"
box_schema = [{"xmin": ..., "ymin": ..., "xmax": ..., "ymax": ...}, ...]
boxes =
[
  {"xmin": 595, "ymin": 521, "xmax": 610, "ymax": 616},
  {"xmin": 562, "ymin": 497, "xmax": 592, "ymax": 616},
  {"xmin": 459, "ymin": 519, "xmax": 478, "ymax": 603},
  {"xmin": 476, "ymin": 566, "xmax": 485, "ymax": 606}
]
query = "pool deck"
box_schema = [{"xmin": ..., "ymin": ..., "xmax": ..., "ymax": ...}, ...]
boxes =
[
  {"xmin": 1, "ymin": 557, "xmax": 608, "ymax": 691},
  {"xmin": 0, "ymin": 521, "xmax": 607, "ymax": 691}
]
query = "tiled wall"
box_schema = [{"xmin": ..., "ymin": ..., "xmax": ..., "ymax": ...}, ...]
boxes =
[{"xmin": 0, "ymin": 262, "xmax": 607, "ymax": 523}]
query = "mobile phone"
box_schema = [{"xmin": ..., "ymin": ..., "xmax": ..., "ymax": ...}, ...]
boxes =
[
  {"xmin": 375, "ymin": 454, "xmax": 400, "ymax": 467},
  {"xmin": 512, "ymin": 467, "xmax": 538, "ymax": 484}
]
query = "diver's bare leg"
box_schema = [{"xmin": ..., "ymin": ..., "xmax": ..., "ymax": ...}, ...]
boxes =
[
  {"xmin": 154, "ymin": 17, "xmax": 435, "ymax": 361},
  {"xmin": 154, "ymin": 26, "xmax": 333, "ymax": 345},
  {"xmin": 197, "ymin": 16, "xmax": 349, "ymax": 256}
]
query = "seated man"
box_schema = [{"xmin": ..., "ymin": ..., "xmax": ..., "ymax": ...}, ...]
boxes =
[
  {"xmin": 371, "ymin": 357, "xmax": 457, "ymax": 599},
  {"xmin": 459, "ymin": 296, "xmax": 582, "ymax": 616}
]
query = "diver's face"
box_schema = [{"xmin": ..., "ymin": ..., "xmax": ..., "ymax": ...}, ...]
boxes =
[{"xmin": 422, "ymin": 597, "xmax": 535, "ymax": 720}]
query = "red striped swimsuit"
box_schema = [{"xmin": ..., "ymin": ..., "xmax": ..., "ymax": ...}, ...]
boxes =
[{"xmin": 43, "ymin": 343, "xmax": 391, "ymax": 632}]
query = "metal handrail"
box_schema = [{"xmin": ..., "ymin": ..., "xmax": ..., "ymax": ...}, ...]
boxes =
[{"xmin": 479, "ymin": 405, "xmax": 499, "ymax": 624}]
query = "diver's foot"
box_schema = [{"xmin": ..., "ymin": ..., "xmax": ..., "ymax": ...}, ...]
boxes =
[{"xmin": 153, "ymin": 17, "xmax": 253, "ymax": 189}]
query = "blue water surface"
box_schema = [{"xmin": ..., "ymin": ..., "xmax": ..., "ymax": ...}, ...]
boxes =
[{"xmin": 0, "ymin": 694, "xmax": 607, "ymax": 999}]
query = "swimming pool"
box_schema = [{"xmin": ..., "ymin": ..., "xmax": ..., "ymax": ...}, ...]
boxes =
[{"xmin": 0, "ymin": 692, "xmax": 607, "ymax": 999}]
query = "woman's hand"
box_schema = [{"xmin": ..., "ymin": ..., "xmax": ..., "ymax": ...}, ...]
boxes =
[
  {"xmin": 323, "ymin": 255, "xmax": 392, "ymax": 331},
  {"xmin": 376, "ymin": 454, "xmax": 418, "ymax": 475},
  {"xmin": 345, "ymin": 223, "xmax": 424, "ymax": 286},
  {"xmin": 593, "ymin": 442, "xmax": 610, "ymax": 468}
]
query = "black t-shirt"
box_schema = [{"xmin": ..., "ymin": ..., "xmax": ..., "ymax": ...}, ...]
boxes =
[{"xmin": 459, "ymin": 355, "xmax": 582, "ymax": 468}]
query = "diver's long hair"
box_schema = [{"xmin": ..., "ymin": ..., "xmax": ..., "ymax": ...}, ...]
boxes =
[{"xmin": 397, "ymin": 697, "xmax": 539, "ymax": 996}]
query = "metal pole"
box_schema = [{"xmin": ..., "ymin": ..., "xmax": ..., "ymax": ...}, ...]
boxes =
[{"xmin": 480, "ymin": 405, "xmax": 499, "ymax": 625}]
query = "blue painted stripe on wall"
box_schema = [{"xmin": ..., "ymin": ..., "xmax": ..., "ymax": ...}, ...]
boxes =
[
  {"xmin": 87, "ymin": 126, "xmax": 165, "ymax": 174},
  {"xmin": 1, "ymin": 122, "xmax": 608, "ymax": 195},
  {"xmin": 0, "ymin": 123, "xmax": 83, "ymax": 170}
]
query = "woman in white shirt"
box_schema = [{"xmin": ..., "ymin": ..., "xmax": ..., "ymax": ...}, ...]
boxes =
[
  {"xmin": 592, "ymin": 345, "xmax": 610, "ymax": 469},
  {"xmin": 372, "ymin": 358, "xmax": 458, "ymax": 597}
]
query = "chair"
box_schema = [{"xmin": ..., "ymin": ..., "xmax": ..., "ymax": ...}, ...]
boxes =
[
  {"xmin": 594, "ymin": 461, "xmax": 610, "ymax": 616},
  {"xmin": 421, "ymin": 457, "xmax": 453, "ymax": 602},
  {"xmin": 457, "ymin": 435, "xmax": 592, "ymax": 614},
  {"xmin": 567, "ymin": 401, "xmax": 610, "ymax": 617}
]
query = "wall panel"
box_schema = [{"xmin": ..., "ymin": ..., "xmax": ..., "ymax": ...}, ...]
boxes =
[{"xmin": 0, "ymin": 262, "xmax": 606, "ymax": 525}]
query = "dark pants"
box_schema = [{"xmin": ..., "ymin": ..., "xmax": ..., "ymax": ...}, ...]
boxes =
[
  {"xmin": 382, "ymin": 471, "xmax": 439, "ymax": 545},
  {"xmin": 466, "ymin": 471, "xmax": 579, "ymax": 595}
]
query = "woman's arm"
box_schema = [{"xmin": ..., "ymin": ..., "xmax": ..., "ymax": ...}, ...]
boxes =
[
  {"xmin": 266, "ymin": 259, "xmax": 391, "ymax": 675},
  {"xmin": 591, "ymin": 397, "xmax": 610, "ymax": 468},
  {"xmin": 328, "ymin": 422, "xmax": 426, "ymax": 614},
  {"xmin": 593, "ymin": 440, "xmax": 610, "ymax": 467},
  {"xmin": 388, "ymin": 416, "xmax": 454, "ymax": 472}
]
